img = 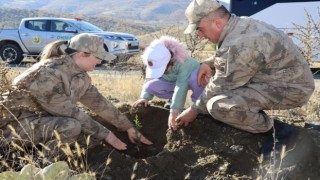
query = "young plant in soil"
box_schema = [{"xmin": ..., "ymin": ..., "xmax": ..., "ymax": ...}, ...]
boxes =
[{"xmin": 133, "ymin": 114, "xmax": 142, "ymax": 152}]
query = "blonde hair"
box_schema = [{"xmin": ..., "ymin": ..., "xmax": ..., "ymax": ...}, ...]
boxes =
[{"xmin": 40, "ymin": 40, "xmax": 67, "ymax": 61}]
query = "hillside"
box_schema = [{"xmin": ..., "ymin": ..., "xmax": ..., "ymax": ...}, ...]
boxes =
[{"xmin": 0, "ymin": 0, "xmax": 190, "ymax": 24}]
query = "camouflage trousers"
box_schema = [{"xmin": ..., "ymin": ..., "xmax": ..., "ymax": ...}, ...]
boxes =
[
  {"xmin": 206, "ymin": 88, "xmax": 276, "ymax": 133},
  {"xmin": 0, "ymin": 116, "xmax": 96, "ymax": 158}
]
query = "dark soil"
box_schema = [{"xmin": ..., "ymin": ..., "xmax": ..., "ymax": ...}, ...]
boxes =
[{"xmin": 88, "ymin": 103, "xmax": 320, "ymax": 180}]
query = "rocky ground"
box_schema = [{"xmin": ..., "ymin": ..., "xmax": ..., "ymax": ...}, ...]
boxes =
[{"xmin": 87, "ymin": 103, "xmax": 320, "ymax": 180}]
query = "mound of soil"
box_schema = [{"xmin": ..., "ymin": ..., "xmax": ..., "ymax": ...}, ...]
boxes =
[{"xmin": 89, "ymin": 103, "xmax": 320, "ymax": 179}]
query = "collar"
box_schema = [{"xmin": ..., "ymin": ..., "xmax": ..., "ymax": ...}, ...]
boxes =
[{"xmin": 217, "ymin": 14, "xmax": 240, "ymax": 48}]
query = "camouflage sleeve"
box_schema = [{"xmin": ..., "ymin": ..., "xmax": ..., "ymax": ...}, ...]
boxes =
[
  {"xmin": 192, "ymin": 46, "xmax": 265, "ymax": 113},
  {"xmin": 201, "ymin": 55, "xmax": 216, "ymax": 69},
  {"xmin": 28, "ymin": 75, "xmax": 110, "ymax": 141},
  {"xmin": 79, "ymin": 85, "xmax": 133, "ymax": 131}
]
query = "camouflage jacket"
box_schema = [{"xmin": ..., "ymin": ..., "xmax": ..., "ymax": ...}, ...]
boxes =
[
  {"xmin": 2, "ymin": 56, "xmax": 133, "ymax": 140},
  {"xmin": 193, "ymin": 15, "xmax": 315, "ymax": 114}
]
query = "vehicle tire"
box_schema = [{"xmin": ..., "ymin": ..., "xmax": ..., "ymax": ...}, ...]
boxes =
[{"xmin": 0, "ymin": 44, "xmax": 23, "ymax": 64}]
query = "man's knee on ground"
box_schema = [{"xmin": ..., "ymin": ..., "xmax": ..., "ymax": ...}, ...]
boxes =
[
  {"xmin": 206, "ymin": 95, "xmax": 272, "ymax": 133},
  {"xmin": 206, "ymin": 94, "xmax": 243, "ymax": 120}
]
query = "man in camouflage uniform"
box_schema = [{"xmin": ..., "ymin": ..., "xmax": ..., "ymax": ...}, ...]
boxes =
[
  {"xmin": 0, "ymin": 33, "xmax": 151, "ymax": 156},
  {"xmin": 176, "ymin": 0, "xmax": 315, "ymax": 134}
]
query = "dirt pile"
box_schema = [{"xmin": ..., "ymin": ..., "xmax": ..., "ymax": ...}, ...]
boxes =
[{"xmin": 89, "ymin": 103, "xmax": 320, "ymax": 179}]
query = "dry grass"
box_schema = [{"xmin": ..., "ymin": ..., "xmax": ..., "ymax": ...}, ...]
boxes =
[
  {"xmin": 266, "ymin": 88, "xmax": 320, "ymax": 125},
  {"xmin": 256, "ymin": 145, "xmax": 296, "ymax": 180},
  {"xmin": 89, "ymin": 70, "xmax": 145, "ymax": 104},
  {"xmin": 2, "ymin": 68, "xmax": 23, "ymax": 82}
]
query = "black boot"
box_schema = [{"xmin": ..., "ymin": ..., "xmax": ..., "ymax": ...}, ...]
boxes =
[{"xmin": 260, "ymin": 119, "xmax": 295, "ymax": 158}]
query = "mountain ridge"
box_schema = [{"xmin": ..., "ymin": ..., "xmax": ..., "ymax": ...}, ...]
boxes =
[{"xmin": 0, "ymin": 0, "xmax": 191, "ymax": 24}]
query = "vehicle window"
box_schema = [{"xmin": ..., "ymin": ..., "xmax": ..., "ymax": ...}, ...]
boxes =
[
  {"xmin": 51, "ymin": 20, "xmax": 70, "ymax": 32},
  {"xmin": 68, "ymin": 20, "xmax": 103, "ymax": 32},
  {"xmin": 25, "ymin": 20, "xmax": 48, "ymax": 31}
]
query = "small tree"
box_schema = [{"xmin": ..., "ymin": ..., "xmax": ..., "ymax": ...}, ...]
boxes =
[
  {"xmin": 290, "ymin": 7, "xmax": 320, "ymax": 64},
  {"xmin": 183, "ymin": 32, "xmax": 209, "ymax": 57}
]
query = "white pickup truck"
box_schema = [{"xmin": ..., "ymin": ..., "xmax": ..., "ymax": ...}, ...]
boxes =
[{"xmin": 0, "ymin": 17, "xmax": 140, "ymax": 64}]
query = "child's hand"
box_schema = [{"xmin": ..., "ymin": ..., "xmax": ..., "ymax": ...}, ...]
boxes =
[
  {"xmin": 168, "ymin": 111, "xmax": 179, "ymax": 130},
  {"xmin": 132, "ymin": 99, "xmax": 149, "ymax": 107}
]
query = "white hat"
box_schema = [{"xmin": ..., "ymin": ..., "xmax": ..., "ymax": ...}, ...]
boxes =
[{"xmin": 143, "ymin": 43, "xmax": 171, "ymax": 79}]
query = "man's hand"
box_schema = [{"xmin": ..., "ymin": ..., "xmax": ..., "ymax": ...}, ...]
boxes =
[
  {"xmin": 127, "ymin": 127, "xmax": 153, "ymax": 145},
  {"xmin": 175, "ymin": 107, "xmax": 198, "ymax": 127},
  {"xmin": 198, "ymin": 63, "xmax": 212, "ymax": 88},
  {"xmin": 132, "ymin": 99, "xmax": 149, "ymax": 107},
  {"xmin": 168, "ymin": 111, "xmax": 179, "ymax": 130},
  {"xmin": 105, "ymin": 131, "xmax": 127, "ymax": 150}
]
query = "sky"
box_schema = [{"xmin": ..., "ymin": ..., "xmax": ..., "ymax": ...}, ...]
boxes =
[
  {"xmin": 220, "ymin": 0, "xmax": 230, "ymax": 3},
  {"xmin": 250, "ymin": 2, "xmax": 319, "ymax": 29}
]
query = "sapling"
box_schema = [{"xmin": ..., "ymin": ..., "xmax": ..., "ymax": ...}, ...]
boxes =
[{"xmin": 133, "ymin": 114, "xmax": 142, "ymax": 152}]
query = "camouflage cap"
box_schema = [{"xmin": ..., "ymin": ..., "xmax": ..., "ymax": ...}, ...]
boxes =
[
  {"xmin": 184, "ymin": 0, "xmax": 222, "ymax": 34},
  {"xmin": 68, "ymin": 33, "xmax": 116, "ymax": 61}
]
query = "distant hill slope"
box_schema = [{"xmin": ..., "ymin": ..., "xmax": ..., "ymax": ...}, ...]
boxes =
[
  {"xmin": 0, "ymin": 0, "xmax": 190, "ymax": 24},
  {"xmin": 0, "ymin": 8, "xmax": 164, "ymax": 35}
]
